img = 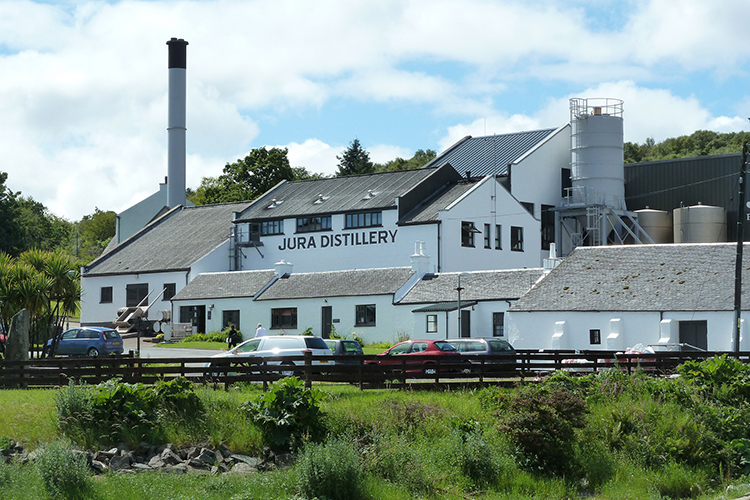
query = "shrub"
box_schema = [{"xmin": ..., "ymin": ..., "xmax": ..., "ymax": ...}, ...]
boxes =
[
  {"xmin": 296, "ymin": 438, "xmax": 362, "ymax": 500},
  {"xmin": 55, "ymin": 381, "xmax": 97, "ymax": 447},
  {"xmin": 35, "ymin": 439, "xmax": 91, "ymax": 499},
  {"xmin": 651, "ymin": 460, "xmax": 707, "ymax": 499},
  {"xmin": 498, "ymin": 386, "xmax": 588, "ymax": 476},
  {"xmin": 362, "ymin": 434, "xmax": 435, "ymax": 496},
  {"xmin": 449, "ymin": 419, "xmax": 502, "ymax": 487},
  {"xmin": 241, "ymin": 377, "xmax": 325, "ymax": 451}
]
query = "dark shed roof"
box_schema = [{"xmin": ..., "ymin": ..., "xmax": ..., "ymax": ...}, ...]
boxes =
[
  {"xmin": 171, "ymin": 270, "xmax": 277, "ymax": 301},
  {"xmin": 84, "ymin": 202, "xmax": 250, "ymax": 276},
  {"xmin": 400, "ymin": 268, "xmax": 543, "ymax": 304}
]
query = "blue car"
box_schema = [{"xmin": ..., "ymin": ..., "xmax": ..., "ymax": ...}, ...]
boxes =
[{"xmin": 47, "ymin": 327, "xmax": 124, "ymax": 357}]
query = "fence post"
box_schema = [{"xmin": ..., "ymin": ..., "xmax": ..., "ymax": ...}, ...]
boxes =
[{"xmin": 304, "ymin": 351, "xmax": 312, "ymax": 389}]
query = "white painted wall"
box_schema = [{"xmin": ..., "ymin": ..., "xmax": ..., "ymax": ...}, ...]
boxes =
[
  {"xmin": 439, "ymin": 177, "xmax": 542, "ymax": 272},
  {"xmin": 81, "ymin": 271, "xmax": 188, "ymax": 326},
  {"xmin": 191, "ymin": 240, "xmax": 232, "ymax": 279},
  {"xmin": 506, "ymin": 310, "xmax": 746, "ymax": 351},
  {"xmin": 510, "ymin": 125, "xmax": 571, "ymax": 207},
  {"xmin": 237, "ymin": 210, "xmax": 439, "ymax": 273},
  {"xmin": 409, "ymin": 301, "xmax": 513, "ymax": 340},
  {"xmin": 116, "ymin": 183, "xmax": 168, "ymax": 244}
]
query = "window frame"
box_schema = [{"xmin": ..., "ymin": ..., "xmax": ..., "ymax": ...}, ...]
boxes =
[
  {"xmin": 223, "ymin": 310, "xmax": 240, "ymax": 330},
  {"xmin": 493, "ymin": 312, "xmax": 505, "ymax": 337},
  {"xmin": 461, "ymin": 221, "xmax": 477, "ymax": 247},
  {"xmin": 162, "ymin": 283, "xmax": 176, "ymax": 301},
  {"xmin": 541, "ymin": 204, "xmax": 555, "ymax": 251},
  {"xmin": 426, "ymin": 314, "xmax": 438, "ymax": 333},
  {"xmin": 590, "ymin": 329, "xmax": 601, "ymax": 345},
  {"xmin": 495, "ymin": 224, "xmax": 502, "ymax": 250},
  {"xmin": 296, "ymin": 216, "xmax": 332, "ymax": 233},
  {"xmin": 126, "ymin": 283, "xmax": 149, "ymax": 307},
  {"xmin": 511, "ymin": 226, "xmax": 524, "ymax": 252},
  {"xmin": 345, "ymin": 211, "xmax": 382, "ymax": 229},
  {"xmin": 100, "ymin": 286, "xmax": 113, "ymax": 304},
  {"xmin": 484, "ymin": 223, "xmax": 491, "ymax": 249},
  {"xmin": 355, "ymin": 304, "xmax": 376, "ymax": 327},
  {"xmin": 271, "ymin": 307, "xmax": 298, "ymax": 329},
  {"xmin": 261, "ymin": 219, "xmax": 284, "ymax": 236}
]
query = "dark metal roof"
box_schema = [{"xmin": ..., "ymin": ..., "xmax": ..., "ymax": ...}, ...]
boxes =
[
  {"xmin": 83, "ymin": 202, "xmax": 250, "ymax": 276},
  {"xmin": 424, "ymin": 128, "xmax": 558, "ymax": 177},
  {"xmin": 510, "ymin": 243, "xmax": 750, "ymax": 312},
  {"xmin": 256, "ymin": 267, "xmax": 415, "ymax": 300},
  {"xmin": 400, "ymin": 269, "xmax": 544, "ymax": 304},
  {"xmin": 234, "ymin": 168, "xmax": 439, "ymax": 223},
  {"xmin": 171, "ymin": 270, "xmax": 277, "ymax": 301},
  {"xmin": 400, "ymin": 179, "xmax": 479, "ymax": 224},
  {"xmin": 411, "ymin": 301, "xmax": 478, "ymax": 312}
]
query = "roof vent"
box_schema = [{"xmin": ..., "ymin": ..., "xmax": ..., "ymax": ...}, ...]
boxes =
[
  {"xmin": 267, "ymin": 198, "xmax": 284, "ymax": 209},
  {"xmin": 362, "ymin": 189, "xmax": 379, "ymax": 200},
  {"xmin": 314, "ymin": 194, "xmax": 329, "ymax": 204}
]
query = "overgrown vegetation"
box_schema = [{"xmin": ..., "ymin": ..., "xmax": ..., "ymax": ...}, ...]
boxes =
[
  {"xmin": 9, "ymin": 357, "xmax": 750, "ymax": 498},
  {"xmin": 624, "ymin": 130, "xmax": 750, "ymax": 163}
]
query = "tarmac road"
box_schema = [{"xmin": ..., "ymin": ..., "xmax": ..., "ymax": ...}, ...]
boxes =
[{"xmin": 121, "ymin": 336, "xmax": 223, "ymax": 360}]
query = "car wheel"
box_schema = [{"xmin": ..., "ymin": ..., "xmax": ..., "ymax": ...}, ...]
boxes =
[
  {"xmin": 87, "ymin": 347, "xmax": 100, "ymax": 357},
  {"xmin": 424, "ymin": 365, "xmax": 437, "ymax": 376}
]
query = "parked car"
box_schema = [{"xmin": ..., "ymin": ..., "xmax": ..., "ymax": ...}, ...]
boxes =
[
  {"xmin": 449, "ymin": 338, "xmax": 517, "ymax": 366},
  {"xmin": 324, "ymin": 339, "xmax": 364, "ymax": 364},
  {"xmin": 46, "ymin": 327, "xmax": 124, "ymax": 357},
  {"xmin": 207, "ymin": 335, "xmax": 334, "ymax": 376},
  {"xmin": 367, "ymin": 339, "xmax": 464, "ymax": 375}
]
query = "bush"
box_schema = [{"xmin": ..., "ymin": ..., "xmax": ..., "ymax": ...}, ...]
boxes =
[
  {"xmin": 35, "ymin": 439, "xmax": 91, "ymax": 499},
  {"xmin": 55, "ymin": 381, "xmax": 97, "ymax": 447},
  {"xmin": 498, "ymin": 386, "xmax": 588, "ymax": 476},
  {"xmin": 241, "ymin": 377, "xmax": 325, "ymax": 451},
  {"xmin": 449, "ymin": 420, "xmax": 502, "ymax": 487},
  {"xmin": 296, "ymin": 438, "xmax": 362, "ymax": 500}
]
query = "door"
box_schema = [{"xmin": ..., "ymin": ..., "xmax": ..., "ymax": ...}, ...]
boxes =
[
  {"xmin": 679, "ymin": 320, "xmax": 708, "ymax": 350},
  {"xmin": 460, "ymin": 310, "xmax": 471, "ymax": 338},
  {"xmin": 321, "ymin": 306, "xmax": 332, "ymax": 339}
]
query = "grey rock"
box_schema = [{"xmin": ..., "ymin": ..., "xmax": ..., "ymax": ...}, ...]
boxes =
[
  {"xmin": 132, "ymin": 463, "xmax": 152, "ymax": 471},
  {"xmin": 160, "ymin": 448, "xmax": 183, "ymax": 465},
  {"xmin": 229, "ymin": 462, "xmax": 258, "ymax": 475},
  {"xmin": 147, "ymin": 456, "xmax": 165, "ymax": 469},
  {"xmin": 90, "ymin": 460, "xmax": 108, "ymax": 474},
  {"xmin": 231, "ymin": 454, "xmax": 260, "ymax": 467},
  {"xmin": 195, "ymin": 448, "xmax": 218, "ymax": 466},
  {"xmin": 109, "ymin": 454, "xmax": 132, "ymax": 470},
  {"xmin": 162, "ymin": 464, "xmax": 187, "ymax": 474}
]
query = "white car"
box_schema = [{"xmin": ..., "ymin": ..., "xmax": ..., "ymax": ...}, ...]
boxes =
[{"xmin": 206, "ymin": 335, "xmax": 334, "ymax": 376}]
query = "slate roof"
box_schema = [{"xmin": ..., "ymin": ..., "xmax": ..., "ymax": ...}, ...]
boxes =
[
  {"xmin": 83, "ymin": 202, "xmax": 250, "ymax": 276},
  {"xmin": 171, "ymin": 270, "xmax": 277, "ymax": 301},
  {"xmin": 234, "ymin": 168, "xmax": 439, "ymax": 222},
  {"xmin": 510, "ymin": 243, "xmax": 750, "ymax": 312},
  {"xmin": 256, "ymin": 267, "xmax": 415, "ymax": 300},
  {"xmin": 400, "ymin": 179, "xmax": 479, "ymax": 224},
  {"xmin": 399, "ymin": 268, "xmax": 544, "ymax": 304},
  {"xmin": 424, "ymin": 128, "xmax": 558, "ymax": 177}
]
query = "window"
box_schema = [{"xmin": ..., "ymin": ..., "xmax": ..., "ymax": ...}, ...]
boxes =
[
  {"xmin": 355, "ymin": 304, "xmax": 376, "ymax": 326},
  {"xmin": 461, "ymin": 221, "xmax": 477, "ymax": 247},
  {"xmin": 520, "ymin": 201, "xmax": 534, "ymax": 215},
  {"xmin": 426, "ymin": 314, "xmax": 438, "ymax": 333},
  {"xmin": 271, "ymin": 308, "xmax": 297, "ymax": 329},
  {"xmin": 297, "ymin": 216, "xmax": 331, "ymax": 233},
  {"xmin": 484, "ymin": 224, "xmax": 491, "ymax": 248},
  {"xmin": 126, "ymin": 283, "xmax": 148, "ymax": 307},
  {"xmin": 345, "ymin": 211, "xmax": 382, "ymax": 228},
  {"xmin": 542, "ymin": 205, "xmax": 555, "ymax": 251},
  {"xmin": 493, "ymin": 312, "xmax": 505, "ymax": 337},
  {"xmin": 163, "ymin": 283, "xmax": 176, "ymax": 301},
  {"xmin": 223, "ymin": 310, "xmax": 240, "ymax": 330},
  {"xmin": 561, "ymin": 168, "xmax": 572, "ymax": 197},
  {"xmin": 495, "ymin": 224, "xmax": 502, "ymax": 250},
  {"xmin": 590, "ymin": 329, "xmax": 601, "ymax": 345},
  {"xmin": 261, "ymin": 220, "xmax": 284, "ymax": 235},
  {"xmin": 511, "ymin": 226, "xmax": 524, "ymax": 251},
  {"xmin": 100, "ymin": 286, "xmax": 113, "ymax": 304}
]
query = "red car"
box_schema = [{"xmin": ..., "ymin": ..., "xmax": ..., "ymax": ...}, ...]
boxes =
[{"xmin": 368, "ymin": 340, "xmax": 464, "ymax": 375}]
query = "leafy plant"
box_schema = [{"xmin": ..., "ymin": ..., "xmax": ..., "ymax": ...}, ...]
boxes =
[
  {"xmin": 296, "ymin": 437, "xmax": 362, "ymax": 500},
  {"xmin": 498, "ymin": 386, "xmax": 588, "ymax": 476},
  {"xmin": 240, "ymin": 377, "xmax": 325, "ymax": 451},
  {"xmin": 36, "ymin": 439, "xmax": 91, "ymax": 499}
]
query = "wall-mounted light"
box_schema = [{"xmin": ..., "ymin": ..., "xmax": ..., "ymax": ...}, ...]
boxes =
[{"xmin": 209, "ymin": 304, "xmax": 215, "ymax": 310}]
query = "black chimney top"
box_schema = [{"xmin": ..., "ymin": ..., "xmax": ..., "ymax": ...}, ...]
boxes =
[{"xmin": 167, "ymin": 38, "xmax": 188, "ymax": 69}]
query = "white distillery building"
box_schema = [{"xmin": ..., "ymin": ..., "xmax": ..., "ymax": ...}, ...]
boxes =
[{"xmin": 506, "ymin": 243, "xmax": 750, "ymax": 352}]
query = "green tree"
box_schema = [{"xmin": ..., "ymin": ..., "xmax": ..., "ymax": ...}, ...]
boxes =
[
  {"xmin": 336, "ymin": 139, "xmax": 374, "ymax": 176},
  {"xmin": 74, "ymin": 208, "xmax": 115, "ymax": 262},
  {"xmin": 0, "ymin": 250, "xmax": 80, "ymax": 358},
  {"xmin": 16, "ymin": 197, "xmax": 73, "ymax": 254},
  {"xmin": 0, "ymin": 172, "xmax": 22, "ymax": 256},
  {"xmin": 201, "ymin": 147, "xmax": 297, "ymax": 204},
  {"xmin": 374, "ymin": 149, "xmax": 437, "ymax": 172}
]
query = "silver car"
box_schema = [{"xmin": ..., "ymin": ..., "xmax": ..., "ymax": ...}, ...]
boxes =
[
  {"xmin": 207, "ymin": 335, "xmax": 333, "ymax": 376},
  {"xmin": 449, "ymin": 338, "xmax": 516, "ymax": 366}
]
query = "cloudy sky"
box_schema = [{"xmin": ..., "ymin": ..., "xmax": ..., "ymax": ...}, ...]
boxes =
[{"xmin": 3, "ymin": 0, "xmax": 750, "ymax": 221}]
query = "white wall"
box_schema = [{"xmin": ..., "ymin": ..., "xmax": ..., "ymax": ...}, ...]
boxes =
[
  {"xmin": 116, "ymin": 183, "xmax": 168, "ymax": 244},
  {"xmin": 506, "ymin": 310, "xmax": 742, "ymax": 351},
  {"xmin": 510, "ymin": 126, "xmax": 571, "ymax": 207},
  {"xmin": 409, "ymin": 301, "xmax": 512, "ymax": 340},
  {"xmin": 191, "ymin": 240, "xmax": 232, "ymax": 279},
  {"xmin": 81, "ymin": 271, "xmax": 188, "ymax": 326},
  {"xmin": 237, "ymin": 210, "xmax": 439, "ymax": 273},
  {"xmin": 439, "ymin": 177, "xmax": 542, "ymax": 272}
]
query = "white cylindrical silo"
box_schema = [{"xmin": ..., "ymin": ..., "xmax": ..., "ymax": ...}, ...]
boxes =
[
  {"xmin": 570, "ymin": 98, "xmax": 625, "ymax": 210},
  {"xmin": 673, "ymin": 205, "xmax": 727, "ymax": 243},
  {"xmin": 167, "ymin": 38, "xmax": 188, "ymax": 208},
  {"xmin": 635, "ymin": 209, "xmax": 672, "ymax": 243}
]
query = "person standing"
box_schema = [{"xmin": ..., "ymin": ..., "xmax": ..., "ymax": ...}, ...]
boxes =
[
  {"xmin": 227, "ymin": 325, "xmax": 239, "ymax": 349},
  {"xmin": 255, "ymin": 323, "xmax": 267, "ymax": 337}
]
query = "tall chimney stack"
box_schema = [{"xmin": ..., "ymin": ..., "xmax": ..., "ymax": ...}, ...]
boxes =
[{"xmin": 166, "ymin": 38, "xmax": 188, "ymax": 208}]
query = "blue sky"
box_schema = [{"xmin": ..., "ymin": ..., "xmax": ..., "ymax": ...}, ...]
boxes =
[{"xmin": 2, "ymin": 0, "xmax": 750, "ymax": 220}]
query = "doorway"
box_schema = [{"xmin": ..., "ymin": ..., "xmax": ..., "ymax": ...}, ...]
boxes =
[
  {"xmin": 460, "ymin": 310, "xmax": 471, "ymax": 338},
  {"xmin": 679, "ymin": 320, "xmax": 707, "ymax": 350},
  {"xmin": 321, "ymin": 306, "xmax": 332, "ymax": 339}
]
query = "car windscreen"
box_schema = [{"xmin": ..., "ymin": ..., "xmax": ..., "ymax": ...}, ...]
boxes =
[
  {"xmin": 342, "ymin": 341, "xmax": 362, "ymax": 353},
  {"xmin": 434, "ymin": 342, "xmax": 457, "ymax": 351},
  {"xmin": 488, "ymin": 340, "xmax": 513, "ymax": 352},
  {"xmin": 304, "ymin": 337, "xmax": 329, "ymax": 349},
  {"xmin": 103, "ymin": 330, "xmax": 119, "ymax": 340}
]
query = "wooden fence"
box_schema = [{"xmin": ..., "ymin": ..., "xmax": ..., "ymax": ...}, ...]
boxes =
[{"xmin": 0, "ymin": 349, "xmax": 746, "ymax": 390}]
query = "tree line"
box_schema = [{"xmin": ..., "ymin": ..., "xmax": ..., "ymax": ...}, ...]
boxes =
[{"xmin": 624, "ymin": 130, "xmax": 750, "ymax": 163}]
